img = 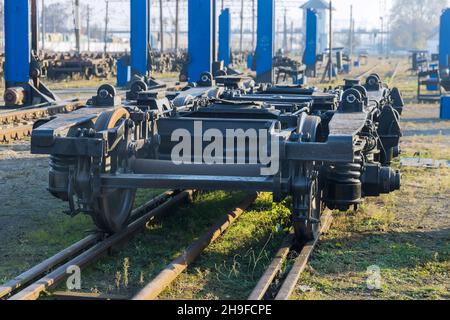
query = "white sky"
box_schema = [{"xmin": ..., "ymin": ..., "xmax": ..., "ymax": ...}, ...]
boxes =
[
  {"xmin": 331, "ymin": 0, "xmax": 391, "ymax": 29},
  {"xmin": 46, "ymin": 0, "xmax": 392, "ymax": 31}
]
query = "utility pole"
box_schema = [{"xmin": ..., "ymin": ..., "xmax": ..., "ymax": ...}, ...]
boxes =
[
  {"xmin": 212, "ymin": 0, "xmax": 217, "ymax": 61},
  {"xmin": 349, "ymin": 5, "xmax": 353, "ymax": 65},
  {"xmin": 159, "ymin": 0, "xmax": 164, "ymax": 52},
  {"xmin": 175, "ymin": 0, "xmax": 179, "ymax": 51},
  {"xmin": 327, "ymin": 1, "xmax": 333, "ymax": 82},
  {"xmin": 30, "ymin": 0, "xmax": 38, "ymax": 53},
  {"xmin": 239, "ymin": 0, "xmax": 244, "ymax": 52},
  {"xmin": 385, "ymin": 21, "xmax": 391, "ymax": 58},
  {"xmin": 380, "ymin": 17, "xmax": 384, "ymax": 56},
  {"xmin": 87, "ymin": 5, "xmax": 91, "ymax": 52},
  {"xmin": 73, "ymin": 0, "xmax": 81, "ymax": 54},
  {"xmin": 104, "ymin": 0, "xmax": 109, "ymax": 54},
  {"xmin": 290, "ymin": 21, "xmax": 294, "ymax": 53},
  {"xmin": 41, "ymin": 0, "xmax": 45, "ymax": 51},
  {"xmin": 283, "ymin": 9, "xmax": 287, "ymax": 51},
  {"xmin": 0, "ymin": 1, "xmax": 3, "ymax": 52},
  {"xmin": 321, "ymin": 1, "xmax": 335, "ymax": 83},
  {"xmin": 252, "ymin": 0, "xmax": 256, "ymax": 50}
]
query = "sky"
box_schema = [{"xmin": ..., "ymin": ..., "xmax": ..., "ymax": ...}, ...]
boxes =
[
  {"xmin": 45, "ymin": 0, "xmax": 392, "ymax": 31},
  {"xmin": 331, "ymin": 0, "xmax": 391, "ymax": 29}
]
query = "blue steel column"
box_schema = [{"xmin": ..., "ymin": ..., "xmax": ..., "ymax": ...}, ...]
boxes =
[
  {"xmin": 304, "ymin": 9, "xmax": 318, "ymax": 72},
  {"xmin": 218, "ymin": 9, "xmax": 231, "ymax": 67},
  {"xmin": 440, "ymin": 8, "xmax": 450, "ymax": 70},
  {"xmin": 188, "ymin": 0, "xmax": 213, "ymax": 82},
  {"xmin": 256, "ymin": 0, "xmax": 275, "ymax": 83},
  {"xmin": 131, "ymin": 0, "xmax": 149, "ymax": 77},
  {"xmin": 4, "ymin": 0, "xmax": 30, "ymax": 87}
]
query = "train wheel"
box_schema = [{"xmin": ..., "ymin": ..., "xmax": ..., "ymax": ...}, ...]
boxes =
[
  {"xmin": 91, "ymin": 108, "xmax": 136, "ymax": 234},
  {"xmin": 85, "ymin": 68, "xmax": 94, "ymax": 80},
  {"xmin": 292, "ymin": 175, "xmax": 322, "ymax": 244}
]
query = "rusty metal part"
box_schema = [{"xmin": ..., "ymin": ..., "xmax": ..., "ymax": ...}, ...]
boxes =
[
  {"xmin": 0, "ymin": 101, "xmax": 82, "ymax": 125},
  {"xmin": 0, "ymin": 101, "xmax": 83, "ymax": 143},
  {"xmin": 7, "ymin": 190, "xmax": 190, "ymax": 301},
  {"xmin": 133, "ymin": 193, "xmax": 257, "ymax": 300},
  {"xmin": 0, "ymin": 125, "xmax": 33, "ymax": 142},
  {"xmin": 274, "ymin": 213, "xmax": 333, "ymax": 300},
  {"xmin": 4, "ymin": 87, "xmax": 26, "ymax": 106}
]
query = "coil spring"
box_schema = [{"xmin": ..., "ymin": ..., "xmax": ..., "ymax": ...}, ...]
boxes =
[
  {"xmin": 48, "ymin": 155, "xmax": 78, "ymax": 201},
  {"xmin": 49, "ymin": 155, "xmax": 77, "ymax": 172},
  {"xmin": 328, "ymin": 156, "xmax": 362, "ymax": 184}
]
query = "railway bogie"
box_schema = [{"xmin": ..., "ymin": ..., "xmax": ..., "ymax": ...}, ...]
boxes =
[{"xmin": 31, "ymin": 73, "xmax": 403, "ymax": 243}]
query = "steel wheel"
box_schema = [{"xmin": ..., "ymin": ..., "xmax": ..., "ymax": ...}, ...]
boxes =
[
  {"xmin": 293, "ymin": 175, "xmax": 322, "ymax": 243},
  {"xmin": 91, "ymin": 108, "xmax": 136, "ymax": 234}
]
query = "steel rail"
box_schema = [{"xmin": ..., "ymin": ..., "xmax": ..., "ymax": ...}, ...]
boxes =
[
  {"xmin": 388, "ymin": 61, "xmax": 402, "ymax": 87},
  {"xmin": 132, "ymin": 193, "xmax": 258, "ymax": 300},
  {"xmin": 355, "ymin": 64, "xmax": 379, "ymax": 80},
  {"xmin": 7, "ymin": 190, "xmax": 191, "ymax": 300},
  {"xmin": 248, "ymin": 213, "xmax": 333, "ymax": 301},
  {"xmin": 0, "ymin": 191, "xmax": 174, "ymax": 300},
  {"xmin": 275, "ymin": 213, "xmax": 333, "ymax": 300},
  {"xmin": 248, "ymin": 232, "xmax": 295, "ymax": 300}
]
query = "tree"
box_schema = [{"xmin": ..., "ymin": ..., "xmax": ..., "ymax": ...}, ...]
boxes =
[
  {"xmin": 389, "ymin": 0, "xmax": 448, "ymax": 50},
  {"xmin": 44, "ymin": 3, "xmax": 70, "ymax": 34}
]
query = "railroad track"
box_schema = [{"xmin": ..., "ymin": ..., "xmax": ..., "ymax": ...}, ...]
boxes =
[
  {"xmin": 248, "ymin": 212, "xmax": 333, "ymax": 301},
  {"xmin": 388, "ymin": 61, "xmax": 402, "ymax": 87},
  {"xmin": 0, "ymin": 100, "xmax": 83, "ymax": 143},
  {"xmin": 1, "ymin": 190, "xmax": 192, "ymax": 300},
  {"xmin": 133, "ymin": 194, "xmax": 257, "ymax": 300},
  {"xmin": 1, "ymin": 192, "xmax": 328, "ymax": 301},
  {"xmin": 1, "ymin": 191, "xmax": 257, "ymax": 301},
  {"xmin": 112, "ymin": 198, "xmax": 330, "ymax": 301},
  {"xmin": 355, "ymin": 64, "xmax": 380, "ymax": 80}
]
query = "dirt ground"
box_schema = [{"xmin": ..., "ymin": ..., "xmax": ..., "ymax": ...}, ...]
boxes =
[{"xmin": 0, "ymin": 58, "xmax": 448, "ymax": 300}]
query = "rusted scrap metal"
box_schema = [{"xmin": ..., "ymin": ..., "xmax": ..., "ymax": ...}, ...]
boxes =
[
  {"xmin": 0, "ymin": 125, "xmax": 34, "ymax": 143},
  {"xmin": 0, "ymin": 101, "xmax": 83, "ymax": 143},
  {"xmin": 43, "ymin": 52, "xmax": 118, "ymax": 81},
  {"xmin": 0, "ymin": 101, "xmax": 82, "ymax": 125}
]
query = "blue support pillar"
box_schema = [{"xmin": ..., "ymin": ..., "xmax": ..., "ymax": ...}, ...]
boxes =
[
  {"xmin": 130, "ymin": 0, "xmax": 149, "ymax": 77},
  {"xmin": 188, "ymin": 0, "xmax": 213, "ymax": 82},
  {"xmin": 4, "ymin": 0, "xmax": 30, "ymax": 87},
  {"xmin": 304, "ymin": 9, "xmax": 318, "ymax": 72},
  {"xmin": 440, "ymin": 8, "xmax": 450, "ymax": 70},
  {"xmin": 256, "ymin": 0, "xmax": 275, "ymax": 83},
  {"xmin": 218, "ymin": 9, "xmax": 231, "ymax": 67}
]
